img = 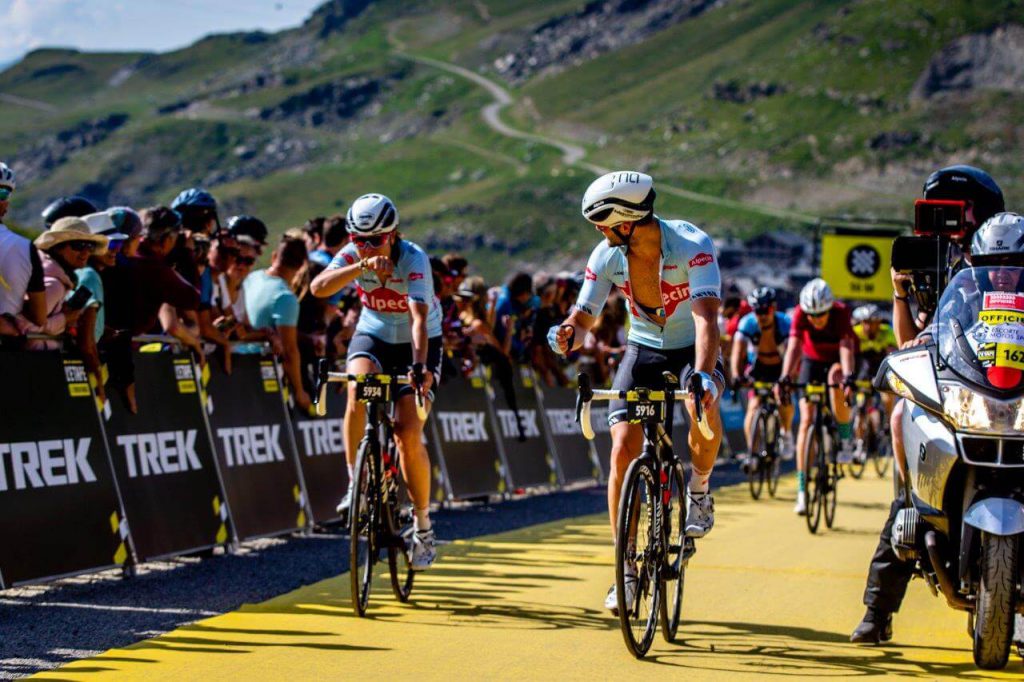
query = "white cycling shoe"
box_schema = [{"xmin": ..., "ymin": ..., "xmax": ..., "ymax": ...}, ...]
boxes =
[
  {"xmin": 780, "ymin": 434, "xmax": 796, "ymax": 461},
  {"xmin": 604, "ymin": 574, "xmax": 638, "ymax": 615},
  {"xmin": 837, "ymin": 440, "xmax": 856, "ymax": 465},
  {"xmin": 411, "ymin": 529, "xmax": 437, "ymax": 571},
  {"xmin": 794, "ymin": 490, "xmax": 808, "ymax": 515},
  {"xmin": 685, "ymin": 490, "xmax": 715, "ymax": 538},
  {"xmin": 335, "ymin": 488, "xmax": 353, "ymax": 516}
]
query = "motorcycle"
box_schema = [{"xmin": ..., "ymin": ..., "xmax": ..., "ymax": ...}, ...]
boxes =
[{"xmin": 876, "ymin": 266, "xmax": 1024, "ymax": 670}]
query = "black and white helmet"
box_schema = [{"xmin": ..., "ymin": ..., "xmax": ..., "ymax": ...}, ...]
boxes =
[
  {"xmin": 581, "ymin": 171, "xmax": 656, "ymax": 226},
  {"xmin": 799, "ymin": 278, "xmax": 834, "ymax": 315},
  {"xmin": 970, "ymin": 212, "xmax": 1024, "ymax": 266},
  {"xmin": 852, "ymin": 304, "xmax": 883, "ymax": 324},
  {"xmin": 346, "ymin": 193, "xmax": 399, "ymax": 236},
  {"xmin": 0, "ymin": 162, "xmax": 14, "ymax": 191},
  {"xmin": 747, "ymin": 286, "xmax": 777, "ymax": 309}
]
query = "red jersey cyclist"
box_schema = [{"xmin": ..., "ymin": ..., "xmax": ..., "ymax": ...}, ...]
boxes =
[{"xmin": 778, "ymin": 278, "xmax": 857, "ymax": 515}]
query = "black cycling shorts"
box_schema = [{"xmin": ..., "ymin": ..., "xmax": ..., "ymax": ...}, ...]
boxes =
[
  {"xmin": 608, "ymin": 342, "xmax": 725, "ymax": 427},
  {"xmin": 797, "ymin": 358, "xmax": 835, "ymax": 388},
  {"xmin": 747, "ymin": 361, "xmax": 783, "ymax": 384},
  {"xmin": 347, "ymin": 333, "xmax": 443, "ymax": 400}
]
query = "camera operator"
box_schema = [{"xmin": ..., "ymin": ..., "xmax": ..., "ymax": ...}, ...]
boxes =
[{"xmin": 851, "ymin": 165, "xmax": 1005, "ymax": 644}]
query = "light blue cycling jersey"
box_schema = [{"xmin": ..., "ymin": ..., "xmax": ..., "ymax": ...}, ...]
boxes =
[
  {"xmin": 736, "ymin": 311, "xmax": 791, "ymax": 364},
  {"xmin": 575, "ymin": 217, "xmax": 721, "ymax": 350},
  {"xmin": 328, "ymin": 239, "xmax": 443, "ymax": 344}
]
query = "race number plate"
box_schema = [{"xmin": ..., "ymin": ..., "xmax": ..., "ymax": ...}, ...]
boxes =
[
  {"xmin": 627, "ymin": 400, "xmax": 664, "ymax": 424},
  {"xmin": 995, "ymin": 343, "xmax": 1024, "ymax": 370},
  {"xmin": 357, "ymin": 379, "xmax": 390, "ymax": 403}
]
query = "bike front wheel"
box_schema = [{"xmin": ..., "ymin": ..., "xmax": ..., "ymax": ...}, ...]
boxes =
[
  {"xmin": 659, "ymin": 460, "xmax": 687, "ymax": 642},
  {"xmin": 616, "ymin": 458, "xmax": 661, "ymax": 658},
  {"xmin": 804, "ymin": 429, "xmax": 824, "ymax": 534},
  {"xmin": 350, "ymin": 439, "xmax": 377, "ymax": 616},
  {"xmin": 824, "ymin": 436, "xmax": 839, "ymax": 530}
]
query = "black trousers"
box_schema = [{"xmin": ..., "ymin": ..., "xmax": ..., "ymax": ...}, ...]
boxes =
[{"xmin": 862, "ymin": 497, "xmax": 916, "ymax": 613}]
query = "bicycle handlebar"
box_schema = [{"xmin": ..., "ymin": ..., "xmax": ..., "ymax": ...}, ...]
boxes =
[
  {"xmin": 313, "ymin": 358, "xmax": 427, "ymax": 420},
  {"xmin": 575, "ymin": 372, "xmax": 710, "ymax": 441}
]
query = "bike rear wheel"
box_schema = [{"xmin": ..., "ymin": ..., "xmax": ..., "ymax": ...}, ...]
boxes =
[
  {"xmin": 616, "ymin": 458, "xmax": 661, "ymax": 658},
  {"xmin": 764, "ymin": 412, "xmax": 782, "ymax": 498},
  {"xmin": 804, "ymin": 429, "xmax": 823, "ymax": 534},
  {"xmin": 767, "ymin": 453, "xmax": 782, "ymax": 498},
  {"xmin": 748, "ymin": 417, "xmax": 765, "ymax": 501},
  {"xmin": 659, "ymin": 460, "xmax": 687, "ymax": 642},
  {"xmin": 350, "ymin": 439, "xmax": 377, "ymax": 616},
  {"xmin": 824, "ymin": 444, "xmax": 839, "ymax": 529},
  {"xmin": 848, "ymin": 408, "xmax": 866, "ymax": 479}
]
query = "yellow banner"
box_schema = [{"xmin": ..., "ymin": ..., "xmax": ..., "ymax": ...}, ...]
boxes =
[{"xmin": 820, "ymin": 234, "xmax": 895, "ymax": 301}]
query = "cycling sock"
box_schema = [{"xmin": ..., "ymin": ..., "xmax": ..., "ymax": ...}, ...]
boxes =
[
  {"xmin": 797, "ymin": 471, "xmax": 806, "ymax": 492},
  {"xmin": 838, "ymin": 422, "xmax": 853, "ymax": 440},
  {"xmin": 347, "ymin": 463, "xmax": 355, "ymax": 483},
  {"xmin": 689, "ymin": 466, "xmax": 712, "ymax": 494},
  {"xmin": 413, "ymin": 508, "xmax": 431, "ymax": 532}
]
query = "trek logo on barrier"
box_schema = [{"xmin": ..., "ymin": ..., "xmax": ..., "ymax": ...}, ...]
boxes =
[
  {"xmin": 495, "ymin": 409, "xmax": 540, "ymax": 439},
  {"xmin": 295, "ymin": 419, "xmax": 344, "ymax": 456},
  {"xmin": 437, "ymin": 412, "xmax": 489, "ymax": 443},
  {"xmin": 116, "ymin": 430, "xmax": 202, "ymax": 478},
  {"xmin": 216, "ymin": 425, "xmax": 285, "ymax": 466},
  {"xmin": 0, "ymin": 439, "xmax": 97, "ymax": 491},
  {"xmin": 546, "ymin": 409, "xmax": 581, "ymax": 436}
]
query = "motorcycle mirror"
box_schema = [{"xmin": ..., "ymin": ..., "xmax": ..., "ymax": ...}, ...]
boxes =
[{"xmin": 875, "ymin": 345, "xmax": 944, "ymax": 416}]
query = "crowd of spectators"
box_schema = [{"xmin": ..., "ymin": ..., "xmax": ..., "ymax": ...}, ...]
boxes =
[{"xmin": 6, "ymin": 159, "xmax": 777, "ymax": 413}]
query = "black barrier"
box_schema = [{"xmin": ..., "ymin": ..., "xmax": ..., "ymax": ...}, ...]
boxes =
[
  {"xmin": 489, "ymin": 367, "xmax": 557, "ymax": 489},
  {"xmin": 537, "ymin": 384, "xmax": 600, "ymax": 484},
  {"xmin": 0, "ymin": 351, "xmax": 132, "ymax": 587},
  {"xmin": 290, "ymin": 382, "xmax": 349, "ymax": 524},
  {"xmin": 205, "ymin": 352, "xmax": 310, "ymax": 539},
  {"xmin": 429, "ymin": 373, "xmax": 507, "ymax": 499},
  {"xmin": 103, "ymin": 345, "xmax": 231, "ymax": 560}
]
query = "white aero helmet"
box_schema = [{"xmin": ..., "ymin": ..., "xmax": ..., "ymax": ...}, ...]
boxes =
[
  {"xmin": 852, "ymin": 303, "xmax": 882, "ymax": 324},
  {"xmin": 0, "ymin": 162, "xmax": 15, "ymax": 191},
  {"xmin": 970, "ymin": 212, "xmax": 1024, "ymax": 265},
  {"xmin": 346, "ymin": 193, "xmax": 399, "ymax": 236},
  {"xmin": 581, "ymin": 171, "xmax": 656, "ymax": 226},
  {"xmin": 800, "ymin": 278, "xmax": 834, "ymax": 315}
]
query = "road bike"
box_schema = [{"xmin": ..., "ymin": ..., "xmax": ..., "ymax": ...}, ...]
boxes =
[
  {"xmin": 314, "ymin": 359, "xmax": 427, "ymax": 616},
  {"xmin": 849, "ymin": 379, "xmax": 892, "ymax": 479},
  {"xmin": 792, "ymin": 382, "xmax": 844, "ymax": 534},
  {"xmin": 576, "ymin": 371, "xmax": 710, "ymax": 658},
  {"xmin": 738, "ymin": 379, "xmax": 784, "ymax": 500}
]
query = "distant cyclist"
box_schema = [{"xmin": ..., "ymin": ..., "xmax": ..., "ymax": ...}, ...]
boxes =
[
  {"xmin": 851, "ymin": 304, "xmax": 897, "ymax": 457},
  {"xmin": 310, "ymin": 193, "xmax": 443, "ymax": 571},
  {"xmin": 730, "ymin": 287, "xmax": 795, "ymax": 461},
  {"xmin": 778, "ymin": 278, "xmax": 857, "ymax": 515},
  {"xmin": 547, "ymin": 171, "xmax": 725, "ymax": 613}
]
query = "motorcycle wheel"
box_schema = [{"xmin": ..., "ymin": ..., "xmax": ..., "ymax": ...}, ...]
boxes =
[{"xmin": 973, "ymin": 532, "xmax": 1018, "ymax": 670}]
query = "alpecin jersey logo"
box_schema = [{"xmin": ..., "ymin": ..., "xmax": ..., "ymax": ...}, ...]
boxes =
[
  {"xmin": 619, "ymin": 280, "xmax": 691, "ymax": 318},
  {"xmin": 688, "ymin": 252, "xmax": 714, "ymax": 268},
  {"xmin": 358, "ymin": 285, "xmax": 410, "ymax": 313}
]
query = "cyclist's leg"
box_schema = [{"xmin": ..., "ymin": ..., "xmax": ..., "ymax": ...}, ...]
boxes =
[
  {"xmin": 829, "ymin": 362, "xmax": 855, "ymax": 462},
  {"xmin": 794, "ymin": 358, "xmax": 823, "ymax": 499},
  {"xmin": 608, "ymin": 421, "xmax": 644, "ymax": 539},
  {"xmin": 685, "ymin": 379, "xmax": 724, "ymax": 492},
  {"xmin": 343, "ymin": 334, "xmax": 384, "ymax": 487}
]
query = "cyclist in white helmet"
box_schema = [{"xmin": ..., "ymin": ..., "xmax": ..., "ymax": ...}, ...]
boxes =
[
  {"xmin": 778, "ymin": 278, "xmax": 858, "ymax": 514},
  {"xmin": 310, "ymin": 193, "xmax": 444, "ymax": 571},
  {"xmin": 548, "ymin": 171, "xmax": 725, "ymax": 614}
]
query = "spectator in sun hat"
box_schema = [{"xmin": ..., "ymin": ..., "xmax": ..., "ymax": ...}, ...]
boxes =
[
  {"xmin": 0, "ymin": 162, "xmax": 48, "ymax": 339},
  {"xmin": 17, "ymin": 217, "xmax": 108, "ymax": 347}
]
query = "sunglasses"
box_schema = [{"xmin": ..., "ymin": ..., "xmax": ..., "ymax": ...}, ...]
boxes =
[
  {"xmin": 353, "ymin": 234, "xmax": 389, "ymax": 248},
  {"xmin": 236, "ymin": 256, "xmax": 256, "ymax": 266},
  {"xmin": 0, "ymin": 187, "xmax": 11, "ymax": 201},
  {"xmin": 66, "ymin": 240, "xmax": 99, "ymax": 253},
  {"xmin": 808, "ymin": 310, "xmax": 829, "ymax": 319},
  {"xmin": 107, "ymin": 239, "xmax": 125, "ymax": 252},
  {"xmin": 755, "ymin": 307, "xmax": 773, "ymax": 316}
]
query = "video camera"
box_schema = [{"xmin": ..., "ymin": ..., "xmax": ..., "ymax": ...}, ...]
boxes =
[{"xmin": 890, "ymin": 199, "xmax": 972, "ymax": 315}]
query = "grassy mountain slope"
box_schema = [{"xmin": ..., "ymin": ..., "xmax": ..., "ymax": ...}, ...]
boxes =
[{"xmin": 2, "ymin": 0, "xmax": 1022, "ymax": 276}]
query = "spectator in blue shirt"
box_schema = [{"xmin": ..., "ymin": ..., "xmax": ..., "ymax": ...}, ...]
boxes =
[
  {"xmin": 493, "ymin": 271, "xmax": 538, "ymax": 363},
  {"xmin": 244, "ymin": 235, "xmax": 311, "ymax": 412}
]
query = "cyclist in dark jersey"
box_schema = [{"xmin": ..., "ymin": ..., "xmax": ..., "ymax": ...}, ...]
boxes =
[{"xmin": 778, "ymin": 278, "xmax": 857, "ymax": 515}]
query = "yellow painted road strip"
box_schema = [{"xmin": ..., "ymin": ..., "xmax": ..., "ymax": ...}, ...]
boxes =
[{"xmin": 39, "ymin": 475, "xmax": 1022, "ymax": 680}]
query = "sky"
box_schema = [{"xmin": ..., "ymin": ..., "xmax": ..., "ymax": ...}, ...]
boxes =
[{"xmin": 0, "ymin": 0, "xmax": 326, "ymax": 64}]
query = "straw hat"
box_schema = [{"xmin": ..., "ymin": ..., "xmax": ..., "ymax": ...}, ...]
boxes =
[{"xmin": 34, "ymin": 216, "xmax": 109, "ymax": 254}]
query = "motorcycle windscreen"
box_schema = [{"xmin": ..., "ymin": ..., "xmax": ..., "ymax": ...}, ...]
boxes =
[{"xmin": 937, "ymin": 266, "xmax": 1024, "ymax": 393}]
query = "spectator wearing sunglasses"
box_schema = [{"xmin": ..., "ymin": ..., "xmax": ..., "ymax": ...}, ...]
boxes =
[
  {"xmin": 101, "ymin": 206, "xmax": 200, "ymax": 413},
  {"xmin": 196, "ymin": 228, "xmax": 241, "ymax": 373},
  {"xmin": 0, "ymin": 163, "xmax": 48, "ymax": 340},
  {"xmin": 227, "ymin": 215, "xmax": 269, "ymax": 255},
  {"xmin": 18, "ymin": 217, "xmax": 108, "ymax": 349}
]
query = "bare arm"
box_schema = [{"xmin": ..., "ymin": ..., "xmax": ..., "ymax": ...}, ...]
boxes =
[
  {"xmin": 891, "ymin": 269, "xmax": 923, "ymax": 345},
  {"xmin": 276, "ymin": 325, "xmax": 310, "ymax": 409},
  {"xmin": 409, "ymin": 301, "xmax": 429, "ymax": 365},
  {"xmin": 691, "ymin": 297, "xmax": 721, "ymax": 376},
  {"xmin": 310, "ymin": 260, "xmax": 361, "ymax": 298},
  {"xmin": 76, "ymin": 306, "xmax": 104, "ymax": 401},
  {"xmin": 159, "ymin": 304, "xmax": 205, "ymax": 365},
  {"xmin": 730, "ymin": 334, "xmax": 748, "ymax": 381},
  {"xmin": 781, "ymin": 336, "xmax": 801, "ymax": 381},
  {"xmin": 23, "ymin": 292, "xmax": 47, "ymax": 327},
  {"xmin": 839, "ymin": 335, "xmax": 857, "ymax": 377}
]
